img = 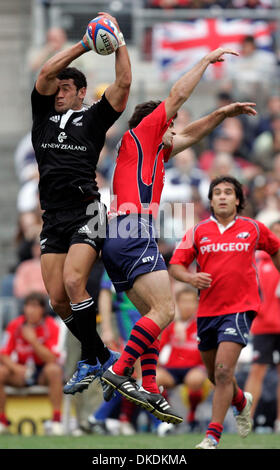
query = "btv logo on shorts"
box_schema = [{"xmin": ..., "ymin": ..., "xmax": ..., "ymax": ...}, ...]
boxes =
[
  {"xmin": 58, "ymin": 132, "xmax": 67, "ymax": 143},
  {"xmin": 142, "ymin": 256, "xmax": 154, "ymax": 263}
]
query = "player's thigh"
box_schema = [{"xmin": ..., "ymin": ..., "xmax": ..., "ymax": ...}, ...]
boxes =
[
  {"xmin": 3, "ymin": 368, "xmax": 26, "ymax": 387},
  {"xmin": 41, "ymin": 253, "xmax": 68, "ymax": 298}
]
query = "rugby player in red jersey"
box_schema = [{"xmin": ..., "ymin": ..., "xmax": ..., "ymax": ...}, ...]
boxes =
[
  {"xmin": 101, "ymin": 47, "xmax": 257, "ymax": 424},
  {"xmin": 244, "ymin": 220, "xmax": 280, "ymax": 432},
  {"xmin": 169, "ymin": 176, "xmax": 280, "ymax": 448}
]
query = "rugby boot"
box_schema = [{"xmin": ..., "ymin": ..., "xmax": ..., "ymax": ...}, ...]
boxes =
[
  {"xmin": 101, "ymin": 366, "xmax": 152, "ymax": 411},
  {"xmin": 233, "ymin": 391, "xmax": 253, "ymax": 438},
  {"xmin": 139, "ymin": 387, "xmax": 183, "ymax": 425},
  {"xmin": 195, "ymin": 436, "xmax": 218, "ymax": 449},
  {"xmin": 63, "ymin": 360, "xmax": 102, "ymax": 394}
]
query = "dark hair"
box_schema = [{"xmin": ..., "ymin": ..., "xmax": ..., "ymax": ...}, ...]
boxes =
[
  {"xmin": 208, "ymin": 176, "xmax": 245, "ymax": 214},
  {"xmin": 243, "ymin": 35, "xmax": 255, "ymax": 45},
  {"xmin": 23, "ymin": 292, "xmax": 47, "ymax": 309},
  {"xmin": 128, "ymin": 100, "xmax": 162, "ymax": 129},
  {"xmin": 57, "ymin": 67, "xmax": 87, "ymax": 90}
]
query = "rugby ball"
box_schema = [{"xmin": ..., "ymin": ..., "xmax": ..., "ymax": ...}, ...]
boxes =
[{"xmin": 86, "ymin": 16, "xmax": 119, "ymax": 55}]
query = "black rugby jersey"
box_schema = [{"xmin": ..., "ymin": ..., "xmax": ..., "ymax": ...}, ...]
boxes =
[{"xmin": 31, "ymin": 87, "xmax": 122, "ymax": 211}]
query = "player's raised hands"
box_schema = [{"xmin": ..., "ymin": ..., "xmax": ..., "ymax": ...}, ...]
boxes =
[
  {"xmin": 205, "ymin": 48, "xmax": 239, "ymax": 63},
  {"xmin": 222, "ymin": 102, "xmax": 257, "ymax": 117},
  {"xmin": 98, "ymin": 11, "xmax": 121, "ymax": 31}
]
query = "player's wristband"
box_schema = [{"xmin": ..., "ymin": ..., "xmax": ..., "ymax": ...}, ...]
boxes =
[
  {"xmin": 81, "ymin": 40, "xmax": 90, "ymax": 52},
  {"xmin": 117, "ymin": 31, "xmax": 126, "ymax": 47}
]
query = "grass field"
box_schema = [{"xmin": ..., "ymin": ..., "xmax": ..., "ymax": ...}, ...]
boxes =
[{"xmin": 0, "ymin": 432, "xmax": 279, "ymax": 449}]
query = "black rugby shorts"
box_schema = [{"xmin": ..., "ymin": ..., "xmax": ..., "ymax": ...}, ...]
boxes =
[{"xmin": 40, "ymin": 201, "xmax": 107, "ymax": 255}]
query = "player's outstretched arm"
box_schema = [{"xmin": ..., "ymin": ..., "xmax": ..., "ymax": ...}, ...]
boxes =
[
  {"xmin": 35, "ymin": 41, "xmax": 89, "ymax": 96},
  {"xmin": 164, "ymin": 48, "xmax": 239, "ymax": 121},
  {"xmin": 170, "ymin": 101, "xmax": 257, "ymax": 157},
  {"xmin": 100, "ymin": 12, "xmax": 132, "ymax": 112}
]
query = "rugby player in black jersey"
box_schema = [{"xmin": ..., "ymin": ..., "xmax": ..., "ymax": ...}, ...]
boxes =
[{"xmin": 31, "ymin": 12, "xmax": 131, "ymax": 394}]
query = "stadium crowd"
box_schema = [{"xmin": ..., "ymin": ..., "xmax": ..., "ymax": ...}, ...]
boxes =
[{"xmin": 0, "ymin": 8, "xmax": 280, "ymax": 437}]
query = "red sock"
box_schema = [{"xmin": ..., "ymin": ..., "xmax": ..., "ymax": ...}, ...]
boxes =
[
  {"xmin": 141, "ymin": 338, "xmax": 160, "ymax": 393},
  {"xmin": 119, "ymin": 398, "xmax": 135, "ymax": 422},
  {"xmin": 113, "ymin": 317, "xmax": 161, "ymax": 376},
  {"xmin": 52, "ymin": 410, "xmax": 61, "ymax": 422},
  {"xmin": 206, "ymin": 422, "xmax": 223, "ymax": 444},
  {"xmin": 232, "ymin": 387, "xmax": 246, "ymax": 413},
  {"xmin": 187, "ymin": 389, "xmax": 203, "ymax": 422},
  {"xmin": 0, "ymin": 413, "xmax": 9, "ymax": 426}
]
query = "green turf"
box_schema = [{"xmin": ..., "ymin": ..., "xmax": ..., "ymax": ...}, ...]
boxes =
[{"xmin": 0, "ymin": 432, "xmax": 279, "ymax": 449}]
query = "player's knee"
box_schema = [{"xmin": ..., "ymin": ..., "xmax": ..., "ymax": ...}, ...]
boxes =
[
  {"xmin": 185, "ymin": 368, "xmax": 205, "ymax": 390},
  {"xmin": 63, "ymin": 272, "xmax": 85, "ymax": 299},
  {"xmin": 0, "ymin": 365, "xmax": 9, "ymax": 384},
  {"xmin": 214, "ymin": 363, "xmax": 233, "ymax": 385},
  {"xmin": 43, "ymin": 362, "xmax": 63, "ymax": 380}
]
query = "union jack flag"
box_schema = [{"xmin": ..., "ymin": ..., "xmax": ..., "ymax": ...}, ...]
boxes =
[{"xmin": 152, "ymin": 19, "xmax": 276, "ymax": 81}]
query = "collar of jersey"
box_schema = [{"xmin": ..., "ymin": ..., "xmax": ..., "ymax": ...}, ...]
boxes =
[
  {"xmin": 59, "ymin": 107, "xmax": 87, "ymax": 129},
  {"xmin": 210, "ymin": 215, "xmax": 237, "ymax": 234}
]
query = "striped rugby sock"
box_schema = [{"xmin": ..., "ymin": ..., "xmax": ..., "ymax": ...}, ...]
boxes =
[
  {"xmin": 71, "ymin": 297, "xmax": 98, "ymax": 365},
  {"xmin": 112, "ymin": 316, "xmax": 161, "ymax": 376},
  {"xmin": 141, "ymin": 338, "xmax": 160, "ymax": 393},
  {"xmin": 206, "ymin": 422, "xmax": 223, "ymax": 444},
  {"xmin": 232, "ymin": 387, "xmax": 246, "ymax": 413}
]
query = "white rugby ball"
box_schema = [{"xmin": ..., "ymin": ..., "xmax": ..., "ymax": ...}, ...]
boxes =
[{"xmin": 86, "ymin": 16, "xmax": 119, "ymax": 55}]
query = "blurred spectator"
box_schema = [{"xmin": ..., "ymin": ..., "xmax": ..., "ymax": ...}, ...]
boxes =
[
  {"xmin": 252, "ymin": 113, "xmax": 280, "ymax": 170},
  {"xmin": 232, "ymin": 0, "xmax": 274, "ymax": 8},
  {"xmin": 13, "ymin": 237, "xmax": 47, "ymax": 299},
  {"xmin": 27, "ymin": 27, "xmax": 94, "ymax": 99},
  {"xmin": 156, "ymin": 287, "xmax": 210, "ymax": 433},
  {"xmin": 245, "ymin": 221, "xmax": 280, "ymax": 433},
  {"xmin": 146, "ymin": 0, "xmax": 192, "ymax": 8},
  {"xmin": 14, "ymin": 132, "xmax": 37, "ymax": 187},
  {"xmin": 254, "ymin": 94, "xmax": 280, "ymax": 137},
  {"xmin": 161, "ymin": 147, "xmax": 208, "ymax": 205},
  {"xmin": 28, "ymin": 27, "xmax": 68, "ymax": 74},
  {"xmin": 0, "ymin": 292, "xmax": 64, "ymax": 435},
  {"xmin": 227, "ymin": 35, "xmax": 277, "ymax": 101},
  {"xmin": 255, "ymin": 176, "xmax": 280, "ymax": 227}
]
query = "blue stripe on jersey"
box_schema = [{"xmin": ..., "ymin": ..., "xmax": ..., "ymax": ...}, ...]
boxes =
[{"xmin": 129, "ymin": 129, "xmax": 163, "ymax": 206}]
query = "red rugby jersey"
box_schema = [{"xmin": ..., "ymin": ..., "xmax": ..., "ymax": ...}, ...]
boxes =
[
  {"xmin": 110, "ymin": 101, "xmax": 172, "ymax": 219},
  {"xmin": 159, "ymin": 318, "xmax": 203, "ymax": 369},
  {"xmin": 169, "ymin": 216, "xmax": 280, "ymax": 317},
  {"xmin": 0, "ymin": 315, "xmax": 61, "ymax": 365},
  {"xmin": 251, "ymin": 251, "xmax": 280, "ymax": 334}
]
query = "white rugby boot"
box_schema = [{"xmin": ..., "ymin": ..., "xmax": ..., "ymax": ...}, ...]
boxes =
[{"xmin": 234, "ymin": 391, "xmax": 253, "ymax": 438}]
